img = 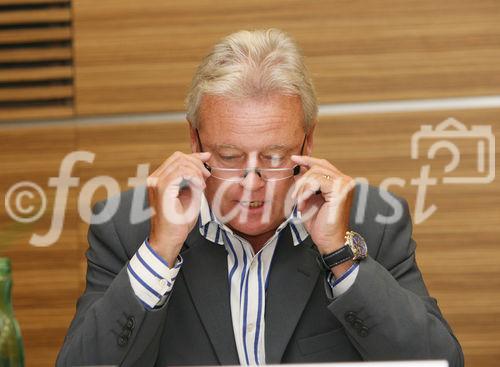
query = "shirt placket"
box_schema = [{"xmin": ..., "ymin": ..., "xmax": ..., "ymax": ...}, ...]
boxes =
[{"xmin": 239, "ymin": 236, "xmax": 277, "ymax": 365}]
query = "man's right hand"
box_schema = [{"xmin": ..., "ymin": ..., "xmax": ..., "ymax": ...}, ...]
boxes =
[{"xmin": 146, "ymin": 151, "xmax": 211, "ymax": 266}]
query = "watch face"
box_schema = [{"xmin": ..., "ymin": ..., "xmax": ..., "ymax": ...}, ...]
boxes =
[{"xmin": 350, "ymin": 232, "xmax": 368, "ymax": 260}]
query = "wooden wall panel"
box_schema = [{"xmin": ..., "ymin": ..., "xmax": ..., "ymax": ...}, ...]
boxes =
[
  {"xmin": 0, "ymin": 111, "xmax": 498, "ymax": 366},
  {"xmin": 73, "ymin": 0, "xmax": 500, "ymax": 115},
  {"xmin": 0, "ymin": 123, "xmax": 80, "ymax": 367}
]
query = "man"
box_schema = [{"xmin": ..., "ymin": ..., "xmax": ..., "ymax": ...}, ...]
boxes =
[{"xmin": 57, "ymin": 29, "xmax": 463, "ymax": 366}]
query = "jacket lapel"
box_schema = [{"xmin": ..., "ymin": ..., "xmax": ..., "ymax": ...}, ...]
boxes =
[
  {"xmin": 180, "ymin": 230, "xmax": 240, "ymax": 365},
  {"xmin": 265, "ymin": 226, "xmax": 320, "ymax": 364}
]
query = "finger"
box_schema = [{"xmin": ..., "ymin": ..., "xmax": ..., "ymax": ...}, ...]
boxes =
[
  {"xmin": 294, "ymin": 171, "xmax": 341, "ymax": 200},
  {"xmin": 168, "ymin": 153, "xmax": 212, "ymax": 178},
  {"xmin": 150, "ymin": 151, "xmax": 185, "ymax": 178},
  {"xmin": 146, "ymin": 175, "xmax": 160, "ymax": 188},
  {"xmin": 166, "ymin": 172, "xmax": 206, "ymax": 197},
  {"xmin": 162, "ymin": 159, "xmax": 210, "ymax": 184},
  {"xmin": 292, "ymin": 174, "xmax": 321, "ymax": 204},
  {"xmin": 290, "ymin": 155, "xmax": 325, "ymax": 168},
  {"xmin": 146, "ymin": 181, "xmax": 158, "ymax": 216},
  {"xmin": 186, "ymin": 152, "xmax": 212, "ymax": 177},
  {"xmin": 292, "ymin": 164, "xmax": 320, "ymax": 179},
  {"xmin": 296, "ymin": 176, "xmax": 321, "ymax": 203},
  {"xmin": 159, "ymin": 163, "xmax": 207, "ymax": 195},
  {"xmin": 152, "ymin": 151, "xmax": 211, "ymax": 178},
  {"xmin": 296, "ymin": 188, "xmax": 322, "ymax": 222},
  {"xmin": 292, "ymin": 165, "xmax": 337, "ymax": 192},
  {"xmin": 291, "ymin": 155, "xmax": 341, "ymax": 174},
  {"xmin": 191, "ymin": 151, "xmax": 211, "ymax": 161},
  {"xmin": 161, "ymin": 179, "xmax": 204, "ymax": 225},
  {"xmin": 291, "ymin": 171, "xmax": 312, "ymax": 199},
  {"xmin": 292, "ymin": 168, "xmax": 337, "ymax": 198},
  {"xmin": 297, "ymin": 189, "xmax": 318, "ymax": 213},
  {"xmin": 174, "ymin": 168, "xmax": 207, "ymax": 191},
  {"xmin": 163, "ymin": 152, "xmax": 211, "ymax": 178}
]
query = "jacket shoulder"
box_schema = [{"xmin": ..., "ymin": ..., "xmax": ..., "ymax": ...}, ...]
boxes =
[
  {"xmin": 89, "ymin": 186, "xmax": 150, "ymax": 262},
  {"xmin": 350, "ymin": 182, "xmax": 410, "ymax": 260}
]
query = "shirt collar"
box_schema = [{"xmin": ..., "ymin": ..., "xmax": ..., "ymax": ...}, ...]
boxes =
[{"xmin": 198, "ymin": 193, "xmax": 309, "ymax": 246}]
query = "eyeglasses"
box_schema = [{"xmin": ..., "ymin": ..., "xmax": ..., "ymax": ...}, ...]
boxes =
[
  {"xmin": 196, "ymin": 129, "xmax": 306, "ymax": 183},
  {"xmin": 206, "ymin": 165, "xmax": 301, "ymax": 182}
]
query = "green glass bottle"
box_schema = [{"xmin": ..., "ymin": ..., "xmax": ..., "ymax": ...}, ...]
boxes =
[{"xmin": 0, "ymin": 258, "xmax": 24, "ymax": 367}]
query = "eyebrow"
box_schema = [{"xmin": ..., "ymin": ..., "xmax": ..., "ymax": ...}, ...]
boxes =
[{"xmin": 215, "ymin": 144, "xmax": 240, "ymax": 150}]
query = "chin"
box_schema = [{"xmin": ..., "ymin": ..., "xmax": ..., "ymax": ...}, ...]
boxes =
[{"xmin": 215, "ymin": 199, "xmax": 286, "ymax": 237}]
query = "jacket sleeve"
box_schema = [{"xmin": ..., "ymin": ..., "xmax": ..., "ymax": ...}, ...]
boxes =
[
  {"xmin": 56, "ymin": 200, "xmax": 170, "ymax": 367},
  {"xmin": 326, "ymin": 195, "xmax": 464, "ymax": 366}
]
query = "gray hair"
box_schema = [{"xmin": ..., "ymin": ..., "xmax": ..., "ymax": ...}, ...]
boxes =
[{"xmin": 185, "ymin": 28, "xmax": 318, "ymax": 132}]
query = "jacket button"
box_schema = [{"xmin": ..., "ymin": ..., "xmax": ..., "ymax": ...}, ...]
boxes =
[
  {"xmin": 125, "ymin": 316, "xmax": 135, "ymax": 330},
  {"xmin": 353, "ymin": 319, "xmax": 364, "ymax": 330},
  {"xmin": 344, "ymin": 311, "xmax": 357, "ymax": 324},
  {"xmin": 358, "ymin": 326, "xmax": 369, "ymax": 337},
  {"xmin": 121, "ymin": 328, "xmax": 132, "ymax": 338},
  {"xmin": 117, "ymin": 335, "xmax": 128, "ymax": 346}
]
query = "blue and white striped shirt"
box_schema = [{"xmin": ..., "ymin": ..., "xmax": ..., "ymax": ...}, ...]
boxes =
[
  {"xmin": 127, "ymin": 239, "xmax": 183, "ymax": 309},
  {"xmin": 127, "ymin": 194, "xmax": 359, "ymax": 364},
  {"xmin": 198, "ymin": 195, "xmax": 309, "ymax": 365}
]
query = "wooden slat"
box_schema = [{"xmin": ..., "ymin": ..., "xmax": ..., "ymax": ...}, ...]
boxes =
[
  {"xmin": 0, "ymin": 85, "xmax": 72, "ymax": 100},
  {"xmin": 73, "ymin": 0, "xmax": 500, "ymax": 115},
  {"xmin": 0, "ymin": 105, "xmax": 72, "ymax": 120},
  {"xmin": 0, "ymin": 65, "xmax": 72, "ymax": 81},
  {"xmin": 0, "ymin": 47, "xmax": 71, "ymax": 62},
  {"xmin": 0, "ymin": 8, "xmax": 70, "ymax": 24},
  {"xmin": 0, "ymin": 26, "xmax": 71, "ymax": 44}
]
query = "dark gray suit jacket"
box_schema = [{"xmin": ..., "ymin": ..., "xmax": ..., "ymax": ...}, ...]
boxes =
[{"xmin": 57, "ymin": 183, "xmax": 463, "ymax": 366}]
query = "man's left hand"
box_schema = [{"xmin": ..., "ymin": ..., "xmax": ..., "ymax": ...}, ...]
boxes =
[{"xmin": 290, "ymin": 155, "xmax": 357, "ymax": 275}]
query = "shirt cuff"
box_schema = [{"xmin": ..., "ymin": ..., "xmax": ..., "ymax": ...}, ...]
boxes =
[
  {"xmin": 326, "ymin": 262, "xmax": 359, "ymax": 298},
  {"xmin": 127, "ymin": 238, "xmax": 183, "ymax": 309}
]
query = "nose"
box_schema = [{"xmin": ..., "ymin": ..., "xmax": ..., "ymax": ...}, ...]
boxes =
[{"xmin": 240, "ymin": 169, "xmax": 265, "ymax": 191}]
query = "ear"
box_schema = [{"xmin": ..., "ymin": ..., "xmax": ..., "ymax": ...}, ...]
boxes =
[
  {"xmin": 304, "ymin": 122, "xmax": 316, "ymax": 156},
  {"xmin": 188, "ymin": 120, "xmax": 200, "ymax": 153}
]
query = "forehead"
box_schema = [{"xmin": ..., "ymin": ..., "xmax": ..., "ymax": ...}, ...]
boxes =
[{"xmin": 197, "ymin": 94, "xmax": 305, "ymax": 151}]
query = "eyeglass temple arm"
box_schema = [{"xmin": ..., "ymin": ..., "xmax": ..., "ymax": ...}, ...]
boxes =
[{"xmin": 196, "ymin": 129, "xmax": 212, "ymax": 173}]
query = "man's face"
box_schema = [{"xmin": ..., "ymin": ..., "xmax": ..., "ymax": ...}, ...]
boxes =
[{"xmin": 190, "ymin": 93, "xmax": 313, "ymax": 237}]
